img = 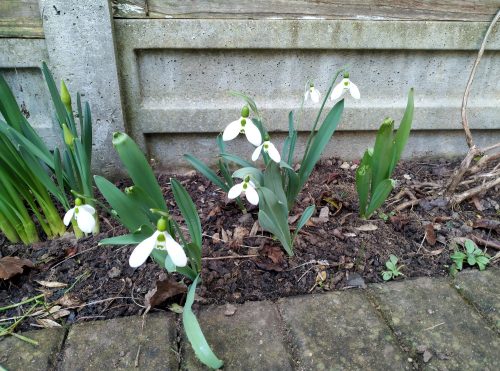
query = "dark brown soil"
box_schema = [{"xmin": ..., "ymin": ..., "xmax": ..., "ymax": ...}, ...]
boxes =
[{"xmin": 1, "ymin": 158, "xmax": 499, "ymax": 331}]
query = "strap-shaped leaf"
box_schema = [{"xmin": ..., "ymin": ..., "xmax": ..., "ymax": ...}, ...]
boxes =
[
  {"xmin": 99, "ymin": 225, "xmax": 153, "ymax": 245},
  {"xmin": 41, "ymin": 62, "xmax": 68, "ymax": 128},
  {"xmin": 263, "ymin": 162, "xmax": 288, "ymax": 213},
  {"xmin": 371, "ymin": 119, "xmax": 395, "ymax": 194},
  {"xmin": 220, "ymin": 153, "xmax": 254, "ymax": 168},
  {"xmin": 232, "ymin": 166, "xmax": 263, "ymax": 185},
  {"xmin": 292, "ymin": 205, "xmax": 315, "ymax": 241},
  {"xmin": 356, "ymin": 164, "xmax": 371, "ymax": 218},
  {"xmin": 365, "ymin": 179, "xmax": 395, "ymax": 218},
  {"xmin": 389, "ymin": 88, "xmax": 414, "ymax": 175},
  {"xmin": 112, "ymin": 132, "xmax": 166, "ymax": 210},
  {"xmin": 299, "ymin": 99, "xmax": 344, "ymax": 188},
  {"xmin": 94, "ymin": 175, "xmax": 150, "ymax": 231},
  {"xmin": 183, "ymin": 275, "xmax": 224, "ymax": 369},
  {"xmin": 171, "ymin": 178, "xmax": 202, "ymax": 250},
  {"xmin": 184, "ymin": 154, "xmax": 228, "ymax": 191}
]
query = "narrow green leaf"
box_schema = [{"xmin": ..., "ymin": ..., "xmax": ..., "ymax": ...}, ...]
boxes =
[
  {"xmin": 171, "ymin": 178, "xmax": 202, "ymax": 249},
  {"xmin": 371, "ymin": 119, "xmax": 395, "ymax": 194},
  {"xmin": 41, "ymin": 62, "xmax": 67, "ymax": 127},
  {"xmin": 183, "ymin": 275, "xmax": 224, "ymax": 369},
  {"xmin": 389, "ymin": 88, "xmax": 414, "ymax": 175},
  {"xmin": 356, "ymin": 164, "xmax": 371, "ymax": 217},
  {"xmin": 220, "ymin": 153, "xmax": 254, "ymax": 168},
  {"xmin": 232, "ymin": 167, "xmax": 263, "ymax": 185},
  {"xmin": 365, "ymin": 179, "xmax": 395, "ymax": 218},
  {"xmin": 299, "ymin": 99, "xmax": 344, "ymax": 188},
  {"xmin": 112, "ymin": 132, "xmax": 166, "ymax": 210},
  {"xmin": 262, "ymin": 162, "xmax": 288, "ymax": 212},
  {"xmin": 292, "ymin": 205, "xmax": 315, "ymax": 241},
  {"xmin": 99, "ymin": 226, "xmax": 153, "ymax": 245},
  {"xmin": 184, "ymin": 154, "xmax": 229, "ymax": 191}
]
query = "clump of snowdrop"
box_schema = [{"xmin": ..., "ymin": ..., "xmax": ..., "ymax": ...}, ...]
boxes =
[
  {"xmin": 331, "ymin": 72, "xmax": 360, "ymax": 100},
  {"xmin": 222, "ymin": 105, "xmax": 262, "ymax": 146},
  {"xmin": 128, "ymin": 217, "xmax": 187, "ymax": 268},
  {"xmin": 63, "ymin": 198, "xmax": 96, "ymax": 234}
]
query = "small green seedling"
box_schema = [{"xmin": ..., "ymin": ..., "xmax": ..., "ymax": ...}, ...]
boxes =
[
  {"xmin": 377, "ymin": 211, "xmax": 395, "ymax": 222},
  {"xmin": 381, "ymin": 254, "xmax": 403, "ymax": 281},
  {"xmin": 450, "ymin": 239, "xmax": 490, "ymax": 275}
]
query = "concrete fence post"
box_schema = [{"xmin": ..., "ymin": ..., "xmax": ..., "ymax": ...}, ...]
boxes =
[{"xmin": 38, "ymin": 0, "xmax": 125, "ymax": 177}]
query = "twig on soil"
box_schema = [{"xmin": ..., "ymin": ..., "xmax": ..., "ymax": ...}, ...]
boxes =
[
  {"xmin": 394, "ymin": 198, "xmax": 421, "ymax": 212},
  {"xmin": 424, "ymin": 322, "xmax": 445, "ymax": 331},
  {"xmin": 449, "ymin": 177, "xmax": 500, "ymax": 205},
  {"xmin": 201, "ymin": 254, "xmax": 258, "ymax": 261},
  {"xmin": 471, "ymin": 235, "xmax": 500, "ymax": 251}
]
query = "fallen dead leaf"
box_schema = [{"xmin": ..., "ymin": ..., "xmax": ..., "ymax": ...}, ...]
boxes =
[
  {"xmin": 390, "ymin": 215, "xmax": 410, "ymax": 231},
  {"xmin": 224, "ymin": 304, "xmax": 237, "ymax": 316},
  {"xmin": 36, "ymin": 318, "xmax": 61, "ymax": 328},
  {"xmin": 355, "ymin": 224, "xmax": 378, "ymax": 232},
  {"xmin": 231, "ymin": 226, "xmax": 248, "ymax": 247},
  {"xmin": 249, "ymin": 221, "xmax": 259, "ymax": 237},
  {"xmin": 343, "ymin": 232, "xmax": 357, "ymax": 238},
  {"xmin": 425, "ymin": 247, "xmax": 444, "ymax": 256},
  {"xmin": 208, "ymin": 205, "xmax": 222, "ymax": 218},
  {"xmin": 472, "ymin": 219, "xmax": 500, "ymax": 232},
  {"xmin": 221, "ymin": 228, "xmax": 229, "ymax": 243},
  {"xmin": 144, "ymin": 277, "xmax": 187, "ymax": 308},
  {"xmin": 424, "ymin": 224, "xmax": 437, "ymax": 246},
  {"xmin": 56, "ymin": 293, "xmax": 82, "ymax": 307},
  {"xmin": 36, "ymin": 280, "xmax": 68, "ymax": 288},
  {"xmin": 51, "ymin": 309, "xmax": 71, "ymax": 320},
  {"xmin": 261, "ymin": 245, "xmax": 285, "ymax": 265},
  {"xmin": 311, "ymin": 206, "xmax": 329, "ymax": 224},
  {"xmin": 0, "ymin": 257, "xmax": 34, "ymax": 280}
]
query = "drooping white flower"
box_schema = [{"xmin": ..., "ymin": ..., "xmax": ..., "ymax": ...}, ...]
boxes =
[
  {"xmin": 222, "ymin": 105, "xmax": 262, "ymax": 146},
  {"xmin": 129, "ymin": 218, "xmax": 187, "ymax": 268},
  {"xmin": 304, "ymin": 83, "xmax": 321, "ymax": 103},
  {"xmin": 228, "ymin": 176, "xmax": 259, "ymax": 205},
  {"xmin": 252, "ymin": 139, "xmax": 281, "ymax": 163},
  {"xmin": 63, "ymin": 198, "xmax": 96, "ymax": 234},
  {"xmin": 330, "ymin": 73, "xmax": 360, "ymax": 101}
]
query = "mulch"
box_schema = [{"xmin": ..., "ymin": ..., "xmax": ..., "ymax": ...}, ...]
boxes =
[{"xmin": 1, "ymin": 158, "xmax": 498, "ymax": 331}]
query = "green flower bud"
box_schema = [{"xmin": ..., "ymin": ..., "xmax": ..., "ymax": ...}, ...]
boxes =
[
  {"xmin": 157, "ymin": 217, "xmax": 167, "ymax": 232},
  {"xmin": 241, "ymin": 105, "xmax": 250, "ymax": 118},
  {"xmin": 75, "ymin": 198, "xmax": 83, "ymax": 206},
  {"xmin": 63, "ymin": 123, "xmax": 75, "ymax": 148},
  {"xmin": 343, "ymin": 72, "xmax": 350, "ymax": 79},
  {"xmin": 60, "ymin": 80, "xmax": 72, "ymax": 113}
]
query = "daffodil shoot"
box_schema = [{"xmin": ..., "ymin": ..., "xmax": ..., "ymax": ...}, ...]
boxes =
[
  {"xmin": 331, "ymin": 72, "xmax": 360, "ymax": 100},
  {"xmin": 222, "ymin": 105, "xmax": 262, "ymax": 146},
  {"xmin": 129, "ymin": 217, "xmax": 188, "ymax": 268},
  {"xmin": 63, "ymin": 198, "xmax": 96, "ymax": 234}
]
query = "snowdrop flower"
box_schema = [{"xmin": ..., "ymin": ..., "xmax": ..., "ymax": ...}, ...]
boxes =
[
  {"xmin": 129, "ymin": 218, "xmax": 187, "ymax": 268},
  {"xmin": 330, "ymin": 72, "xmax": 360, "ymax": 100},
  {"xmin": 228, "ymin": 176, "xmax": 259, "ymax": 205},
  {"xmin": 304, "ymin": 83, "xmax": 321, "ymax": 103},
  {"xmin": 252, "ymin": 136, "xmax": 281, "ymax": 163},
  {"xmin": 222, "ymin": 105, "xmax": 262, "ymax": 146},
  {"xmin": 63, "ymin": 198, "xmax": 96, "ymax": 234}
]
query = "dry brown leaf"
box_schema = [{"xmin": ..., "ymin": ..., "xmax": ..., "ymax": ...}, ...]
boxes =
[
  {"xmin": 51, "ymin": 309, "xmax": 71, "ymax": 320},
  {"xmin": 424, "ymin": 224, "xmax": 437, "ymax": 246},
  {"xmin": 36, "ymin": 280, "xmax": 68, "ymax": 288},
  {"xmin": 311, "ymin": 206, "xmax": 329, "ymax": 224},
  {"xmin": 221, "ymin": 228, "xmax": 229, "ymax": 243},
  {"xmin": 0, "ymin": 257, "xmax": 34, "ymax": 280},
  {"xmin": 425, "ymin": 248, "xmax": 444, "ymax": 256},
  {"xmin": 355, "ymin": 224, "xmax": 378, "ymax": 232},
  {"xmin": 144, "ymin": 277, "xmax": 187, "ymax": 308},
  {"xmin": 231, "ymin": 226, "xmax": 248, "ymax": 247},
  {"xmin": 249, "ymin": 221, "xmax": 259, "ymax": 237},
  {"xmin": 56, "ymin": 293, "xmax": 82, "ymax": 307},
  {"xmin": 472, "ymin": 219, "xmax": 500, "ymax": 231},
  {"xmin": 36, "ymin": 318, "xmax": 61, "ymax": 328}
]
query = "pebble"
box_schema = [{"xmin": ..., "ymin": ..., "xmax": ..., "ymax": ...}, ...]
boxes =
[{"xmin": 108, "ymin": 266, "xmax": 122, "ymax": 278}]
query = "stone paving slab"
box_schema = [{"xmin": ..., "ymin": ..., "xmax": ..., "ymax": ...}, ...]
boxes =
[
  {"xmin": 0, "ymin": 328, "xmax": 65, "ymax": 371},
  {"xmin": 60, "ymin": 313, "xmax": 178, "ymax": 371},
  {"xmin": 278, "ymin": 290, "xmax": 410, "ymax": 371},
  {"xmin": 369, "ymin": 277, "xmax": 500, "ymax": 370},
  {"xmin": 181, "ymin": 301, "xmax": 293, "ymax": 370},
  {"xmin": 454, "ymin": 268, "xmax": 500, "ymax": 330}
]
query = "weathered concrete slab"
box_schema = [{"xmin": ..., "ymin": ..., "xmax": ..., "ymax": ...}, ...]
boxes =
[
  {"xmin": 181, "ymin": 301, "xmax": 293, "ymax": 370},
  {"xmin": 61, "ymin": 313, "xmax": 177, "ymax": 371},
  {"xmin": 370, "ymin": 277, "xmax": 500, "ymax": 370},
  {"xmin": 0, "ymin": 328, "xmax": 65, "ymax": 371},
  {"xmin": 278, "ymin": 290, "xmax": 409, "ymax": 371},
  {"xmin": 454, "ymin": 268, "xmax": 500, "ymax": 330}
]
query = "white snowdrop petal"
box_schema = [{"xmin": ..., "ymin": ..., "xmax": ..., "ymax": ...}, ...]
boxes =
[
  {"xmin": 164, "ymin": 233, "xmax": 188, "ymax": 267},
  {"xmin": 244, "ymin": 121, "xmax": 262, "ymax": 146},
  {"xmin": 267, "ymin": 142, "xmax": 281, "ymax": 163},
  {"xmin": 349, "ymin": 81, "xmax": 360, "ymax": 99},
  {"xmin": 228, "ymin": 183, "xmax": 244, "ymax": 199},
  {"xmin": 75, "ymin": 209, "xmax": 96, "ymax": 234},
  {"xmin": 311, "ymin": 89, "xmax": 321, "ymax": 103},
  {"xmin": 251, "ymin": 145, "xmax": 263, "ymax": 161},
  {"xmin": 79, "ymin": 204, "xmax": 96, "ymax": 215},
  {"xmin": 128, "ymin": 232, "xmax": 159, "ymax": 268},
  {"xmin": 304, "ymin": 90, "xmax": 310, "ymax": 101},
  {"xmin": 245, "ymin": 185, "xmax": 259, "ymax": 205},
  {"xmin": 222, "ymin": 119, "xmax": 242, "ymax": 141},
  {"xmin": 63, "ymin": 208, "xmax": 75, "ymax": 226},
  {"xmin": 330, "ymin": 82, "xmax": 344, "ymax": 100}
]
